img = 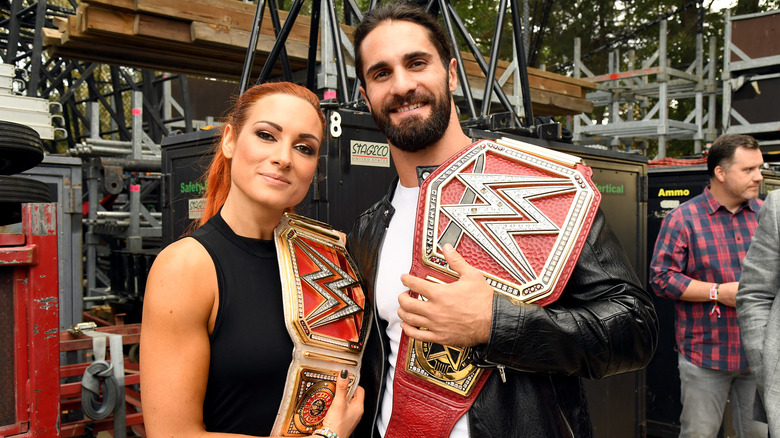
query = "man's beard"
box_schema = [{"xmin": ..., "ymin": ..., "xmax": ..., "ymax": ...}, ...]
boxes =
[{"xmin": 370, "ymin": 84, "xmax": 452, "ymax": 153}]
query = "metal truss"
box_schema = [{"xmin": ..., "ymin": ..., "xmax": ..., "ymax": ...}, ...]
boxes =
[
  {"xmin": 242, "ymin": 0, "xmax": 557, "ymax": 139},
  {"xmin": 1, "ymin": 0, "xmax": 195, "ymax": 310},
  {"xmin": 722, "ymin": 8, "xmax": 780, "ymax": 153},
  {"xmin": 571, "ymin": 19, "xmax": 720, "ymax": 158},
  {"xmin": 2, "ymin": 0, "xmax": 197, "ymax": 152}
]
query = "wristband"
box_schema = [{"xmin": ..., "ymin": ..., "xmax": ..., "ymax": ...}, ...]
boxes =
[
  {"xmin": 709, "ymin": 283, "xmax": 719, "ymax": 301},
  {"xmin": 313, "ymin": 427, "xmax": 338, "ymax": 438},
  {"xmin": 709, "ymin": 283, "xmax": 721, "ymax": 318}
]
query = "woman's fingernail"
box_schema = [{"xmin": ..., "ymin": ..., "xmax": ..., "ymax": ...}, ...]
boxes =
[{"xmin": 340, "ymin": 369, "xmax": 348, "ymax": 379}]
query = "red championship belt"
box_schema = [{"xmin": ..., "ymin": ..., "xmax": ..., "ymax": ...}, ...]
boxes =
[
  {"xmin": 272, "ymin": 213, "xmax": 372, "ymax": 436},
  {"xmin": 385, "ymin": 137, "xmax": 601, "ymax": 438}
]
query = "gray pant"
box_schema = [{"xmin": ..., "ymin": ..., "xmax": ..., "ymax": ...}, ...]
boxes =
[{"xmin": 678, "ymin": 353, "xmax": 767, "ymax": 438}]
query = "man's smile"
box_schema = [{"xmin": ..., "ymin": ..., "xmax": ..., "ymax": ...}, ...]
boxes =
[{"xmin": 393, "ymin": 102, "xmax": 425, "ymax": 113}]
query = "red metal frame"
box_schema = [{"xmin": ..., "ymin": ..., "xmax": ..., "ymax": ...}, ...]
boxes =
[
  {"xmin": 58, "ymin": 320, "xmax": 144, "ymax": 437},
  {"xmin": 0, "ymin": 204, "xmax": 60, "ymax": 437},
  {"xmin": 1, "ymin": 204, "xmax": 145, "ymax": 438}
]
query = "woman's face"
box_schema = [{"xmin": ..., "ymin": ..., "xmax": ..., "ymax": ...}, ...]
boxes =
[{"xmin": 222, "ymin": 93, "xmax": 322, "ymax": 215}]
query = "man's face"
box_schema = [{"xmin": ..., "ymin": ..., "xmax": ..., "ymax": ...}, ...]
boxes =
[
  {"xmin": 717, "ymin": 146, "xmax": 764, "ymax": 202},
  {"xmin": 358, "ymin": 21, "xmax": 458, "ymax": 153}
]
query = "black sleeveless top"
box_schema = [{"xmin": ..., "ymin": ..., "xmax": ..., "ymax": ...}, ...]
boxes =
[{"xmin": 190, "ymin": 213, "xmax": 293, "ymax": 436}]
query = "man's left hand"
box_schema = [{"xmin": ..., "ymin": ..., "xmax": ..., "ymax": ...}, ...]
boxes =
[{"xmin": 397, "ymin": 244, "xmax": 494, "ymax": 347}]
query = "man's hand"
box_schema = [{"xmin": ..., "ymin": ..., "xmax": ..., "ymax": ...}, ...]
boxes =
[{"xmin": 397, "ymin": 244, "xmax": 494, "ymax": 347}]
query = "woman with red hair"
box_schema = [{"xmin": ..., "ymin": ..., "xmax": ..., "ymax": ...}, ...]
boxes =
[{"xmin": 140, "ymin": 82, "xmax": 364, "ymax": 437}]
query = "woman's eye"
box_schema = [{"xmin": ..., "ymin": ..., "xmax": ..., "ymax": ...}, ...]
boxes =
[
  {"xmin": 256, "ymin": 131, "xmax": 275, "ymax": 141},
  {"xmin": 295, "ymin": 144, "xmax": 316, "ymax": 156}
]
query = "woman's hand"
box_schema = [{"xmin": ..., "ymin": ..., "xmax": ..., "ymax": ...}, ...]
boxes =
[{"xmin": 318, "ymin": 369, "xmax": 364, "ymax": 438}]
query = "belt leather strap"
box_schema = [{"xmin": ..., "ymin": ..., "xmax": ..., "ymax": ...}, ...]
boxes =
[
  {"xmin": 272, "ymin": 213, "xmax": 372, "ymax": 437},
  {"xmin": 385, "ymin": 138, "xmax": 601, "ymax": 438}
]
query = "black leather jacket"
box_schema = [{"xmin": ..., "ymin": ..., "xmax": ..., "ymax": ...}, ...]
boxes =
[{"xmin": 348, "ymin": 178, "xmax": 658, "ymax": 438}]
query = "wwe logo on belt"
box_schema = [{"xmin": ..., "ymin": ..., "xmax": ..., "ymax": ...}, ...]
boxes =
[
  {"xmin": 418, "ymin": 139, "xmax": 598, "ymax": 304},
  {"xmin": 297, "ymin": 238, "xmax": 362, "ymax": 328},
  {"xmin": 441, "ymin": 174, "xmax": 575, "ymax": 283}
]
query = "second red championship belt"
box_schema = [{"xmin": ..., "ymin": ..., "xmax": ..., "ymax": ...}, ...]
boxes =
[
  {"xmin": 384, "ymin": 137, "xmax": 601, "ymax": 438},
  {"xmin": 272, "ymin": 213, "xmax": 372, "ymax": 437}
]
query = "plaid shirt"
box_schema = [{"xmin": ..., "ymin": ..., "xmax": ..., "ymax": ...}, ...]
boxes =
[{"xmin": 650, "ymin": 186, "xmax": 762, "ymax": 371}]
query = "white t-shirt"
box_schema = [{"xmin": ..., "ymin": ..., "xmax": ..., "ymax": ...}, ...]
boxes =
[{"xmin": 375, "ymin": 182, "xmax": 470, "ymax": 438}]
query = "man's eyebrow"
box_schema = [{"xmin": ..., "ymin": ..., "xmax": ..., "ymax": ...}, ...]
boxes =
[
  {"xmin": 404, "ymin": 51, "xmax": 432, "ymax": 62},
  {"xmin": 365, "ymin": 61, "xmax": 390, "ymax": 79}
]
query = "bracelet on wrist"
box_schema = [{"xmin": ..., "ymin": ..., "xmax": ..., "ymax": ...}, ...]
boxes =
[
  {"xmin": 709, "ymin": 283, "xmax": 719, "ymax": 301},
  {"xmin": 709, "ymin": 283, "xmax": 722, "ymax": 318},
  {"xmin": 313, "ymin": 427, "xmax": 338, "ymax": 438}
]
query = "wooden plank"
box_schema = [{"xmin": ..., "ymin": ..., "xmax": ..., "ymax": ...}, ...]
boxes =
[
  {"xmin": 52, "ymin": 16, "xmax": 69, "ymax": 33},
  {"xmin": 465, "ymin": 75, "xmax": 593, "ymax": 116},
  {"xmin": 78, "ymin": 3, "xmax": 134, "ymax": 36},
  {"xmin": 134, "ymin": 0, "xmax": 327, "ymax": 43},
  {"xmin": 190, "ymin": 21, "xmax": 315, "ymax": 63},
  {"xmin": 134, "ymin": 13, "xmax": 191, "ymax": 43},
  {"xmin": 47, "ymin": 33, "xmax": 291, "ymax": 81},
  {"xmin": 61, "ymin": 14, "xmax": 292, "ymax": 69},
  {"xmin": 458, "ymin": 52, "xmax": 595, "ymax": 99},
  {"xmin": 81, "ymin": 1, "xmax": 316, "ymax": 57},
  {"xmin": 82, "ymin": 0, "xmax": 135, "ymax": 12},
  {"xmin": 74, "ymin": 6, "xmax": 246, "ymax": 64},
  {"xmin": 55, "ymin": 26, "xmax": 225, "ymax": 66},
  {"xmin": 86, "ymin": 0, "xmax": 319, "ymax": 46},
  {"xmin": 42, "ymin": 27, "xmax": 63, "ymax": 45},
  {"xmin": 47, "ymin": 44, "xmax": 239, "ymax": 80},
  {"xmin": 529, "ymin": 88, "xmax": 594, "ymax": 115},
  {"xmin": 59, "ymin": 13, "xmax": 81, "ymax": 45},
  {"xmin": 527, "ymin": 67, "xmax": 597, "ymax": 90},
  {"xmin": 460, "ymin": 52, "xmax": 509, "ymax": 79},
  {"xmin": 527, "ymin": 74, "xmax": 587, "ymax": 99},
  {"xmin": 78, "ymin": 4, "xmax": 192, "ymax": 44},
  {"xmin": 189, "ymin": 21, "xmax": 250, "ymax": 47},
  {"xmin": 135, "ymin": 0, "xmax": 257, "ymax": 30}
]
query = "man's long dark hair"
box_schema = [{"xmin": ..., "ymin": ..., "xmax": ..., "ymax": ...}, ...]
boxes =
[{"xmin": 353, "ymin": 2, "xmax": 453, "ymax": 87}]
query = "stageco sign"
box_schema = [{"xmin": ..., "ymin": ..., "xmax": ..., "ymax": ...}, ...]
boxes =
[{"xmin": 350, "ymin": 140, "xmax": 390, "ymax": 168}]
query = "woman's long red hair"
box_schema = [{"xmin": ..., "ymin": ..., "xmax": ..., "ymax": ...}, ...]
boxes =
[{"xmin": 197, "ymin": 82, "xmax": 326, "ymax": 228}]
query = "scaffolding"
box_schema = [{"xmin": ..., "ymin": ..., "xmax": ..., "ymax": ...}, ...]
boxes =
[
  {"xmin": 722, "ymin": 9, "xmax": 780, "ymax": 155},
  {"xmin": 572, "ymin": 19, "xmax": 720, "ymax": 158},
  {"xmin": 67, "ymin": 93, "xmax": 163, "ymax": 309}
]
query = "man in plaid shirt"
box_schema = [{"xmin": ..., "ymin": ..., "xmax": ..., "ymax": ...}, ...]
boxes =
[{"xmin": 651, "ymin": 134, "xmax": 767, "ymax": 437}]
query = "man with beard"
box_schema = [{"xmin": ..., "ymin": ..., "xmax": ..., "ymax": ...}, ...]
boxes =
[
  {"xmin": 651, "ymin": 134, "xmax": 767, "ymax": 438},
  {"xmin": 346, "ymin": 3, "xmax": 658, "ymax": 438}
]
